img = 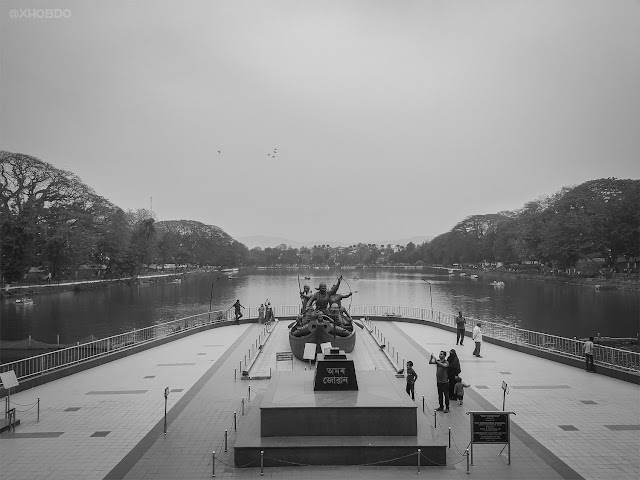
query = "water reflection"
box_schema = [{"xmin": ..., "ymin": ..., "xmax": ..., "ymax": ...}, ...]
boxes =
[{"xmin": 1, "ymin": 269, "xmax": 637, "ymax": 344}]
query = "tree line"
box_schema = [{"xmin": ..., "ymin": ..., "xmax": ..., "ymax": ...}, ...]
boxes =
[
  {"xmin": 2, "ymin": 151, "xmax": 638, "ymax": 283},
  {"xmin": 0, "ymin": 152, "xmax": 247, "ymax": 283},
  {"xmin": 389, "ymin": 178, "xmax": 640, "ymax": 271}
]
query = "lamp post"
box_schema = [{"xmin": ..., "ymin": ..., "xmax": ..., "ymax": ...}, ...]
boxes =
[
  {"xmin": 421, "ymin": 278, "xmax": 433, "ymax": 311},
  {"xmin": 209, "ymin": 275, "xmax": 223, "ymax": 322}
]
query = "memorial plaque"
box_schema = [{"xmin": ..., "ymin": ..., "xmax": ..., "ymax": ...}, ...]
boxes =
[
  {"xmin": 314, "ymin": 352, "xmax": 358, "ymax": 391},
  {"xmin": 472, "ymin": 412, "xmax": 509, "ymax": 444}
]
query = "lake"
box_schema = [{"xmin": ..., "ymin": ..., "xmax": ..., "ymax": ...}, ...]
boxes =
[{"xmin": 1, "ymin": 268, "xmax": 638, "ymax": 346}]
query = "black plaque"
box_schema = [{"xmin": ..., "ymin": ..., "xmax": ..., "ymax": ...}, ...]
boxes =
[
  {"xmin": 472, "ymin": 412, "xmax": 509, "ymax": 444},
  {"xmin": 314, "ymin": 353, "xmax": 358, "ymax": 391}
]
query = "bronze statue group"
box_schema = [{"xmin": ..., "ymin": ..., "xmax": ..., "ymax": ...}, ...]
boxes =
[{"xmin": 291, "ymin": 275, "xmax": 355, "ymax": 338}]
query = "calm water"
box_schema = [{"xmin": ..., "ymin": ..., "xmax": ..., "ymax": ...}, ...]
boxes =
[{"xmin": 2, "ymin": 269, "xmax": 638, "ymax": 345}]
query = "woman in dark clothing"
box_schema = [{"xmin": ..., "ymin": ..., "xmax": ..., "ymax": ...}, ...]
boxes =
[{"xmin": 447, "ymin": 349, "xmax": 461, "ymax": 400}]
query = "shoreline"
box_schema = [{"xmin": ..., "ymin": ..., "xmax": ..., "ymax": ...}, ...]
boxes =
[{"xmin": 456, "ymin": 267, "xmax": 639, "ymax": 292}]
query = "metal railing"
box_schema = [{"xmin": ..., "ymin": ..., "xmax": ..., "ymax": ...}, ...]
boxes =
[
  {"xmin": 1, "ymin": 305, "xmax": 637, "ymax": 382},
  {"xmin": 348, "ymin": 305, "xmax": 640, "ymax": 374}
]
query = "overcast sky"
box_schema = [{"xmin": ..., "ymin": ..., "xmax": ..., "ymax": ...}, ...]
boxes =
[{"xmin": 2, "ymin": 0, "xmax": 639, "ymax": 244}]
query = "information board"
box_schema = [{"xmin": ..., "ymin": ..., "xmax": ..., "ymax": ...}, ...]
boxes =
[
  {"xmin": 472, "ymin": 412, "xmax": 509, "ymax": 444},
  {"xmin": 276, "ymin": 352, "xmax": 293, "ymax": 362},
  {"xmin": 0, "ymin": 370, "xmax": 19, "ymax": 389},
  {"xmin": 303, "ymin": 343, "xmax": 317, "ymax": 361}
]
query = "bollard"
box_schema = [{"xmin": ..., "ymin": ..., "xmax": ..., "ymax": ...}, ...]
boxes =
[
  {"xmin": 212, "ymin": 451, "xmax": 216, "ymax": 477},
  {"xmin": 234, "ymin": 369, "xmax": 237, "ymax": 382},
  {"xmin": 403, "ymin": 358, "xmax": 405, "ymax": 371},
  {"xmin": 434, "ymin": 410, "xmax": 437, "ymax": 428},
  {"xmin": 249, "ymin": 348, "xmax": 251, "ymax": 359},
  {"xmin": 397, "ymin": 351, "xmax": 399, "ymax": 363},
  {"xmin": 448, "ymin": 427, "xmax": 451, "ymax": 448},
  {"xmin": 224, "ymin": 429, "xmax": 228, "ymax": 452},
  {"xmin": 242, "ymin": 397, "xmax": 245, "ymax": 415},
  {"xmin": 466, "ymin": 449, "xmax": 470, "ymax": 474},
  {"xmin": 234, "ymin": 411, "xmax": 237, "ymax": 431},
  {"xmin": 260, "ymin": 450, "xmax": 264, "ymax": 475},
  {"xmin": 244, "ymin": 355, "xmax": 246, "ymax": 366},
  {"xmin": 239, "ymin": 361, "xmax": 242, "ymax": 373},
  {"xmin": 422, "ymin": 395, "xmax": 425, "ymax": 413},
  {"xmin": 37, "ymin": 397, "xmax": 40, "ymax": 422},
  {"xmin": 248, "ymin": 385, "xmax": 251, "ymax": 402},
  {"xmin": 417, "ymin": 448, "xmax": 421, "ymax": 474}
]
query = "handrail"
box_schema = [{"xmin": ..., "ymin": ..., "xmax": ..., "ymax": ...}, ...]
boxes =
[{"xmin": 1, "ymin": 305, "xmax": 637, "ymax": 382}]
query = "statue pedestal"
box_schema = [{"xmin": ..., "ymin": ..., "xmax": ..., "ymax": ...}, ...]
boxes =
[
  {"xmin": 234, "ymin": 371, "xmax": 446, "ymax": 467},
  {"xmin": 314, "ymin": 349, "xmax": 358, "ymax": 391}
]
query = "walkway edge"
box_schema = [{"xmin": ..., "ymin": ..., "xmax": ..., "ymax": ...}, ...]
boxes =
[{"xmin": 103, "ymin": 324, "xmax": 257, "ymax": 480}]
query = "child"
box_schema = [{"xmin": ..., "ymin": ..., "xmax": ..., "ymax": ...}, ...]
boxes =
[{"xmin": 453, "ymin": 376, "xmax": 470, "ymax": 405}]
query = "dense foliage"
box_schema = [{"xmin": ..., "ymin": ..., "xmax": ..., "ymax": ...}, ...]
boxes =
[
  {"xmin": 389, "ymin": 179, "xmax": 640, "ymax": 270},
  {"xmin": 0, "ymin": 152, "xmax": 246, "ymax": 282},
  {"xmin": 1, "ymin": 151, "xmax": 637, "ymax": 282}
]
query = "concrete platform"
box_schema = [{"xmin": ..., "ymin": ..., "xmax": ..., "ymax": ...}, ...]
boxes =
[
  {"xmin": 235, "ymin": 371, "xmax": 446, "ymax": 467},
  {"xmin": 261, "ymin": 370, "xmax": 418, "ymax": 436}
]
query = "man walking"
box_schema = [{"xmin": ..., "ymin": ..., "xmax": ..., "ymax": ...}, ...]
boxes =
[
  {"xmin": 429, "ymin": 351, "xmax": 450, "ymax": 413},
  {"xmin": 472, "ymin": 322, "xmax": 483, "ymax": 357},
  {"xmin": 230, "ymin": 299, "xmax": 244, "ymax": 324},
  {"xmin": 405, "ymin": 361, "xmax": 418, "ymax": 400},
  {"xmin": 456, "ymin": 311, "xmax": 466, "ymax": 345},
  {"xmin": 584, "ymin": 336, "xmax": 595, "ymax": 372}
]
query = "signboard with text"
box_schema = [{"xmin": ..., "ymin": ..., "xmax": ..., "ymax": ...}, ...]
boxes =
[
  {"xmin": 471, "ymin": 412, "xmax": 509, "ymax": 444},
  {"xmin": 467, "ymin": 410, "xmax": 516, "ymax": 466}
]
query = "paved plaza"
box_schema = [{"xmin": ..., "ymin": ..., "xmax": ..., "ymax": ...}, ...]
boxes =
[{"xmin": 1, "ymin": 319, "xmax": 638, "ymax": 479}]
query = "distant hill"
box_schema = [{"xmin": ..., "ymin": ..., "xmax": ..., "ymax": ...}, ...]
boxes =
[{"xmin": 236, "ymin": 235, "xmax": 433, "ymax": 249}]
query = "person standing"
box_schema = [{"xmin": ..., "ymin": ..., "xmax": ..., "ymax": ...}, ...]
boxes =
[
  {"xmin": 230, "ymin": 299, "xmax": 244, "ymax": 323},
  {"xmin": 405, "ymin": 361, "xmax": 418, "ymax": 400},
  {"xmin": 258, "ymin": 304, "xmax": 265, "ymax": 324},
  {"xmin": 584, "ymin": 336, "xmax": 595, "ymax": 372},
  {"xmin": 429, "ymin": 351, "xmax": 450, "ymax": 413},
  {"xmin": 447, "ymin": 349, "xmax": 461, "ymax": 399},
  {"xmin": 472, "ymin": 322, "xmax": 483, "ymax": 357},
  {"xmin": 456, "ymin": 311, "xmax": 466, "ymax": 345},
  {"xmin": 265, "ymin": 301, "xmax": 274, "ymax": 325}
]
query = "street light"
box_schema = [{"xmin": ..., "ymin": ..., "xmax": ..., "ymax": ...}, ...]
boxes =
[
  {"xmin": 421, "ymin": 277, "xmax": 433, "ymax": 311},
  {"xmin": 209, "ymin": 275, "xmax": 224, "ymax": 322}
]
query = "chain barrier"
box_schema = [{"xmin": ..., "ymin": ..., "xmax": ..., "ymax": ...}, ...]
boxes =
[{"xmin": 8, "ymin": 400, "xmax": 38, "ymax": 407}]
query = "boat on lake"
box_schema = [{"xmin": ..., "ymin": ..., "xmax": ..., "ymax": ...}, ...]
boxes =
[
  {"xmin": 470, "ymin": 274, "xmax": 479, "ymax": 279},
  {"xmin": 490, "ymin": 281, "xmax": 505, "ymax": 287},
  {"xmin": 289, "ymin": 315, "xmax": 355, "ymax": 360},
  {"xmin": 15, "ymin": 298, "xmax": 34, "ymax": 305}
]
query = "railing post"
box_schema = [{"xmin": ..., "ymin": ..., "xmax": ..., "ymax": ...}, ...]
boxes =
[
  {"xmin": 466, "ymin": 448, "xmax": 470, "ymax": 474},
  {"xmin": 37, "ymin": 397, "xmax": 40, "ymax": 422},
  {"xmin": 417, "ymin": 448, "xmax": 421, "ymax": 474},
  {"xmin": 234, "ymin": 411, "xmax": 237, "ymax": 431},
  {"xmin": 224, "ymin": 429, "xmax": 228, "ymax": 452},
  {"xmin": 212, "ymin": 451, "xmax": 215, "ymax": 477},
  {"xmin": 260, "ymin": 450, "xmax": 264, "ymax": 475}
]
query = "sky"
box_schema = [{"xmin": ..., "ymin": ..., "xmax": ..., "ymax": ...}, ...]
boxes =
[{"xmin": 2, "ymin": 0, "xmax": 639, "ymax": 245}]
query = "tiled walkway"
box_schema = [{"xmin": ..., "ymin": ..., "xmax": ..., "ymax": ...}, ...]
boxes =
[{"xmin": 0, "ymin": 319, "xmax": 638, "ymax": 479}]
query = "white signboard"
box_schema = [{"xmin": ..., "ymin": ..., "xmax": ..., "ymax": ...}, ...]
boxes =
[
  {"xmin": 0, "ymin": 370, "xmax": 19, "ymax": 389},
  {"xmin": 320, "ymin": 342, "xmax": 332, "ymax": 355},
  {"xmin": 303, "ymin": 343, "xmax": 317, "ymax": 361}
]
